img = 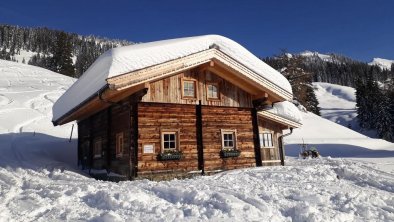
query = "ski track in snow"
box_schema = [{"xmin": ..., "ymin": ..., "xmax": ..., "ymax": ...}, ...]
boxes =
[{"xmin": 1, "ymin": 60, "xmax": 394, "ymax": 221}]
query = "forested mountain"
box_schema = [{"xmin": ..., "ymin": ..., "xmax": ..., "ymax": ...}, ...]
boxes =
[
  {"xmin": 0, "ymin": 24, "xmax": 133, "ymax": 77},
  {"xmin": 265, "ymin": 51, "xmax": 394, "ymax": 88},
  {"xmin": 264, "ymin": 51, "xmax": 394, "ymax": 142}
]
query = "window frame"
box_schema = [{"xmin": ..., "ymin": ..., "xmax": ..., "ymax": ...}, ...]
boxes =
[
  {"xmin": 160, "ymin": 129, "xmax": 180, "ymax": 152},
  {"xmin": 260, "ymin": 132, "xmax": 274, "ymax": 148},
  {"xmin": 206, "ymin": 82, "xmax": 220, "ymax": 100},
  {"xmin": 221, "ymin": 129, "xmax": 237, "ymax": 150},
  {"xmin": 181, "ymin": 78, "xmax": 197, "ymax": 99},
  {"xmin": 116, "ymin": 132, "xmax": 124, "ymax": 158},
  {"xmin": 93, "ymin": 138, "xmax": 103, "ymax": 159}
]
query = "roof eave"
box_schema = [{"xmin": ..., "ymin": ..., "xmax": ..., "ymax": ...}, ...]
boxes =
[{"xmin": 258, "ymin": 110, "xmax": 302, "ymax": 129}]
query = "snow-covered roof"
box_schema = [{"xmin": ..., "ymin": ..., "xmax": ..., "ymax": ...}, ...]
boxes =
[
  {"xmin": 258, "ymin": 101, "xmax": 302, "ymax": 127},
  {"xmin": 53, "ymin": 35, "xmax": 292, "ymax": 123}
]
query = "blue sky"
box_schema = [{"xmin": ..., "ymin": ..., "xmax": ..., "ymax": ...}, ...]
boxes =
[{"xmin": 0, "ymin": 0, "xmax": 393, "ymax": 61}]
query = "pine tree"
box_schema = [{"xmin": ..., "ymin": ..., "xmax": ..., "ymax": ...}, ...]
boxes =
[
  {"xmin": 355, "ymin": 78, "xmax": 368, "ymax": 128},
  {"xmin": 50, "ymin": 31, "xmax": 75, "ymax": 77},
  {"xmin": 305, "ymin": 85, "xmax": 320, "ymax": 115},
  {"xmin": 388, "ymin": 89, "xmax": 394, "ymax": 142},
  {"xmin": 265, "ymin": 53, "xmax": 321, "ymax": 115},
  {"xmin": 364, "ymin": 69, "xmax": 381, "ymax": 129},
  {"xmin": 376, "ymin": 92, "xmax": 393, "ymax": 140}
]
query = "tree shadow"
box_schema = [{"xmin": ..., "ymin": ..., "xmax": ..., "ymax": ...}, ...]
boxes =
[{"xmin": 285, "ymin": 143, "xmax": 394, "ymax": 158}]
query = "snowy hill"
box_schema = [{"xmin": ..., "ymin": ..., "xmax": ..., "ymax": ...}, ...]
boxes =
[
  {"xmin": 285, "ymin": 82, "xmax": 394, "ymax": 158},
  {"xmin": 369, "ymin": 58, "xmax": 394, "ymax": 71},
  {"xmin": 1, "ymin": 60, "xmax": 394, "ymax": 221},
  {"xmin": 312, "ymin": 82, "xmax": 377, "ymax": 138}
]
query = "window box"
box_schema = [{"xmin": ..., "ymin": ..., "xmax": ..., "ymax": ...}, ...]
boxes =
[
  {"xmin": 220, "ymin": 149, "xmax": 241, "ymax": 158},
  {"xmin": 158, "ymin": 150, "xmax": 183, "ymax": 161}
]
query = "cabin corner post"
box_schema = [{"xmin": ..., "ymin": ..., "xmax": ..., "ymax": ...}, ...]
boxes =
[
  {"xmin": 88, "ymin": 117, "xmax": 93, "ymax": 173},
  {"xmin": 106, "ymin": 107, "xmax": 112, "ymax": 169},
  {"xmin": 130, "ymin": 102, "xmax": 139, "ymax": 180},
  {"xmin": 129, "ymin": 88, "xmax": 148, "ymax": 180},
  {"xmin": 251, "ymin": 107, "xmax": 262, "ymax": 167},
  {"xmin": 77, "ymin": 122, "xmax": 81, "ymax": 168},
  {"xmin": 278, "ymin": 137, "xmax": 285, "ymax": 166},
  {"xmin": 196, "ymin": 100, "xmax": 205, "ymax": 175}
]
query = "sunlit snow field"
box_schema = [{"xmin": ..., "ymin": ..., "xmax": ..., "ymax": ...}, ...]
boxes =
[{"xmin": 0, "ymin": 60, "xmax": 393, "ymax": 221}]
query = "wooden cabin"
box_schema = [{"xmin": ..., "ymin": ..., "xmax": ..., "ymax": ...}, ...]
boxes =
[{"xmin": 52, "ymin": 35, "xmax": 301, "ymax": 181}]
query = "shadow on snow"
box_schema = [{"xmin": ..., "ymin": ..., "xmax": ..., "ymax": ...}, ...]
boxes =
[
  {"xmin": 0, "ymin": 132, "xmax": 78, "ymax": 171},
  {"xmin": 285, "ymin": 143, "xmax": 394, "ymax": 158}
]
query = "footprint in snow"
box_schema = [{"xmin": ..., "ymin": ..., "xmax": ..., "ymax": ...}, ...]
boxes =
[{"xmin": 0, "ymin": 94, "xmax": 12, "ymax": 105}]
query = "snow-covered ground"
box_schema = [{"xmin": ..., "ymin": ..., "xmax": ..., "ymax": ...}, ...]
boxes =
[
  {"xmin": 286, "ymin": 82, "xmax": 394, "ymax": 173},
  {"xmin": 1, "ymin": 60, "xmax": 394, "ymax": 221},
  {"xmin": 313, "ymin": 82, "xmax": 377, "ymax": 137}
]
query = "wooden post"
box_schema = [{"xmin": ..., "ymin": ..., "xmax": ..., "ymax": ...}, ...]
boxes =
[
  {"xmin": 129, "ymin": 88, "xmax": 147, "ymax": 180},
  {"xmin": 88, "ymin": 117, "xmax": 93, "ymax": 173},
  {"xmin": 69, "ymin": 124, "xmax": 74, "ymax": 142},
  {"xmin": 196, "ymin": 100, "xmax": 205, "ymax": 175},
  {"xmin": 106, "ymin": 107, "xmax": 112, "ymax": 169},
  {"xmin": 131, "ymin": 103, "xmax": 139, "ymax": 179},
  {"xmin": 251, "ymin": 108, "xmax": 262, "ymax": 167},
  {"xmin": 278, "ymin": 137, "xmax": 284, "ymax": 166}
]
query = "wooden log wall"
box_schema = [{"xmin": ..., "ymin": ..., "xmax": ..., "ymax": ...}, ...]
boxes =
[
  {"xmin": 77, "ymin": 118, "xmax": 91, "ymax": 169},
  {"xmin": 77, "ymin": 100, "xmax": 133, "ymax": 179},
  {"xmin": 107, "ymin": 101, "xmax": 132, "ymax": 178},
  {"xmin": 79, "ymin": 109, "xmax": 109, "ymax": 170},
  {"xmin": 201, "ymin": 106, "xmax": 256, "ymax": 172},
  {"xmin": 258, "ymin": 118, "xmax": 284, "ymax": 166},
  {"xmin": 137, "ymin": 102, "xmax": 199, "ymax": 177},
  {"xmin": 141, "ymin": 68, "xmax": 253, "ymax": 108}
]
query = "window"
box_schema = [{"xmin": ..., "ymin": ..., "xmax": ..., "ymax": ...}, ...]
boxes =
[
  {"xmin": 206, "ymin": 83, "xmax": 219, "ymax": 99},
  {"xmin": 116, "ymin": 132, "xmax": 124, "ymax": 157},
  {"xmin": 182, "ymin": 79, "xmax": 196, "ymax": 98},
  {"xmin": 221, "ymin": 130, "xmax": 236, "ymax": 150},
  {"xmin": 161, "ymin": 131, "xmax": 179, "ymax": 152},
  {"xmin": 260, "ymin": 133, "xmax": 273, "ymax": 148},
  {"xmin": 93, "ymin": 138, "xmax": 102, "ymax": 158}
]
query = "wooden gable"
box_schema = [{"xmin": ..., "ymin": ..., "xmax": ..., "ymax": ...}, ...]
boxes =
[{"xmin": 141, "ymin": 67, "xmax": 254, "ymax": 108}]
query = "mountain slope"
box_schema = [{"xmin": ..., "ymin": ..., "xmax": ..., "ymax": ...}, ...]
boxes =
[
  {"xmin": 312, "ymin": 82, "xmax": 377, "ymax": 137},
  {"xmin": 286, "ymin": 82, "xmax": 393, "ymax": 157},
  {"xmin": 0, "ymin": 60, "xmax": 394, "ymax": 221},
  {"xmin": 0, "ymin": 24, "xmax": 133, "ymax": 77},
  {"xmin": 0, "ymin": 59, "xmax": 77, "ymax": 168}
]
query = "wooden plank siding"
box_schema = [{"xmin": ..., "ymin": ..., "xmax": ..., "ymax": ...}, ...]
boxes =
[
  {"xmin": 77, "ymin": 100, "xmax": 133, "ymax": 180},
  {"xmin": 141, "ymin": 68, "xmax": 253, "ymax": 108},
  {"xmin": 201, "ymin": 106, "xmax": 256, "ymax": 172},
  {"xmin": 137, "ymin": 102, "xmax": 199, "ymax": 179},
  {"xmin": 107, "ymin": 102, "xmax": 132, "ymax": 178},
  {"xmin": 258, "ymin": 118, "xmax": 284, "ymax": 166}
]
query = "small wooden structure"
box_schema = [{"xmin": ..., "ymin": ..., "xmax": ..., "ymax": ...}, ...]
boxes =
[{"xmin": 53, "ymin": 36, "xmax": 301, "ymax": 181}]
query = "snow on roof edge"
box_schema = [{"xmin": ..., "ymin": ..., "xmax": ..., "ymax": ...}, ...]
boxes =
[
  {"xmin": 52, "ymin": 35, "xmax": 292, "ymax": 123},
  {"xmin": 261, "ymin": 101, "xmax": 303, "ymax": 124}
]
